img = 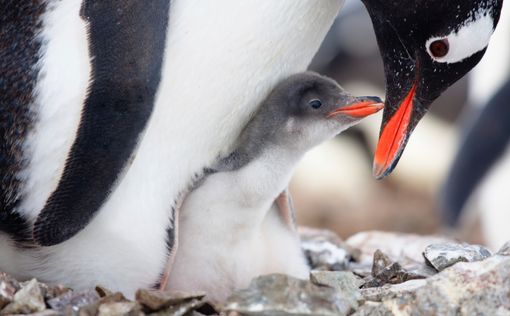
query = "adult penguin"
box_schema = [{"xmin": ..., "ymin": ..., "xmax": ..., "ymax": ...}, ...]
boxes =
[{"xmin": 0, "ymin": 0, "xmax": 504, "ymax": 295}]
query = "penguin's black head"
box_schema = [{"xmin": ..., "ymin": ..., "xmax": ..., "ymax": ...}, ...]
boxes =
[{"xmin": 361, "ymin": 0, "xmax": 504, "ymax": 179}]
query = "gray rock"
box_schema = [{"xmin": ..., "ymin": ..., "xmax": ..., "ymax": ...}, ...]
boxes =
[
  {"xmin": 371, "ymin": 250, "xmax": 392, "ymax": 277},
  {"xmin": 24, "ymin": 310, "xmax": 62, "ymax": 316},
  {"xmin": 0, "ymin": 272, "xmax": 20, "ymax": 289},
  {"xmin": 423, "ymin": 243, "xmax": 492, "ymax": 272},
  {"xmin": 43, "ymin": 284, "xmax": 72, "ymax": 302},
  {"xmin": 309, "ymin": 271, "xmax": 363, "ymax": 309},
  {"xmin": 223, "ymin": 274, "xmax": 355, "ymax": 316},
  {"xmin": 362, "ymin": 262, "xmax": 419, "ymax": 288},
  {"xmin": 360, "ymin": 279, "xmax": 427, "ymax": 302},
  {"xmin": 362, "ymin": 250, "xmax": 427, "ymax": 289},
  {"xmin": 47, "ymin": 290, "xmax": 100, "ymax": 313},
  {"xmin": 0, "ymin": 273, "xmax": 18, "ymax": 309},
  {"xmin": 367, "ymin": 255, "xmax": 510, "ymax": 315},
  {"xmin": 135, "ymin": 289, "xmax": 205, "ymax": 311},
  {"xmin": 185, "ymin": 312, "xmax": 207, "ymax": 316},
  {"xmin": 401, "ymin": 262, "xmax": 437, "ymax": 279},
  {"xmin": 97, "ymin": 301, "xmax": 141, "ymax": 316},
  {"xmin": 497, "ymin": 241, "xmax": 510, "ymax": 256},
  {"xmin": 147, "ymin": 298, "xmax": 203, "ymax": 316},
  {"xmin": 352, "ymin": 301, "xmax": 394, "ymax": 316},
  {"xmin": 1, "ymin": 279, "xmax": 46, "ymax": 315},
  {"xmin": 95, "ymin": 286, "xmax": 114, "ymax": 298},
  {"xmin": 300, "ymin": 228, "xmax": 358, "ymax": 271}
]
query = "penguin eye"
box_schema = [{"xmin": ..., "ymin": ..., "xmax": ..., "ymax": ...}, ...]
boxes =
[
  {"xmin": 429, "ymin": 39, "xmax": 449, "ymax": 58},
  {"xmin": 308, "ymin": 99, "xmax": 322, "ymax": 109},
  {"xmin": 425, "ymin": 13, "xmax": 495, "ymax": 64}
]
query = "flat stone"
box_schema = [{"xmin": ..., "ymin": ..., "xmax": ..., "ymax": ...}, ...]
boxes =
[
  {"xmin": 147, "ymin": 298, "xmax": 203, "ymax": 316},
  {"xmin": 309, "ymin": 271, "xmax": 363, "ymax": 310},
  {"xmin": 351, "ymin": 301, "xmax": 394, "ymax": 316},
  {"xmin": 23, "ymin": 310, "xmax": 62, "ymax": 316},
  {"xmin": 300, "ymin": 228, "xmax": 358, "ymax": 271},
  {"xmin": 135, "ymin": 289, "xmax": 205, "ymax": 311},
  {"xmin": 100, "ymin": 292, "xmax": 127, "ymax": 304},
  {"xmin": 223, "ymin": 274, "xmax": 355, "ymax": 316},
  {"xmin": 423, "ymin": 243, "xmax": 492, "ymax": 271},
  {"xmin": 1, "ymin": 279, "xmax": 46, "ymax": 315},
  {"xmin": 97, "ymin": 301, "xmax": 141, "ymax": 316}
]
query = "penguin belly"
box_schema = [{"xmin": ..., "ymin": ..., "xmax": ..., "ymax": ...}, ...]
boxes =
[
  {"xmin": 167, "ymin": 165, "xmax": 309, "ymax": 302},
  {"xmin": 0, "ymin": 0, "xmax": 342, "ymax": 296}
]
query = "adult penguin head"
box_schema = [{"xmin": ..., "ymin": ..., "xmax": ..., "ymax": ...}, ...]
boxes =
[{"xmin": 361, "ymin": 0, "xmax": 504, "ymax": 179}]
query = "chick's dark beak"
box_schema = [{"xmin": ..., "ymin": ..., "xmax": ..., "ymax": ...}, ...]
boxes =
[{"xmin": 327, "ymin": 96, "xmax": 384, "ymax": 118}]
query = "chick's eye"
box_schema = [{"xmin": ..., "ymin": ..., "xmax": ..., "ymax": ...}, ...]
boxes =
[
  {"xmin": 429, "ymin": 39, "xmax": 449, "ymax": 58},
  {"xmin": 309, "ymin": 99, "xmax": 322, "ymax": 109}
]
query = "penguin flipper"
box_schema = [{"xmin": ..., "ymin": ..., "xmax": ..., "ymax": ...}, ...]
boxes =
[
  {"xmin": 275, "ymin": 190, "xmax": 298, "ymax": 232},
  {"xmin": 33, "ymin": 0, "xmax": 171, "ymax": 246}
]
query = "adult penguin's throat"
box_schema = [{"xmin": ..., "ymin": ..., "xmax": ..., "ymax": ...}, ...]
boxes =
[{"xmin": 373, "ymin": 82, "xmax": 417, "ymax": 179}]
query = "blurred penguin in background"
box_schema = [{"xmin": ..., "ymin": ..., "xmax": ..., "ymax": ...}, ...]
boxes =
[{"xmin": 441, "ymin": 0, "xmax": 510, "ymax": 249}]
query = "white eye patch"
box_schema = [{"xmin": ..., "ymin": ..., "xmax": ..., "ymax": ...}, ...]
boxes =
[{"xmin": 425, "ymin": 11, "xmax": 495, "ymax": 64}]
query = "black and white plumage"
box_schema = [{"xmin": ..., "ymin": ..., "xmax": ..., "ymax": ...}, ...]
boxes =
[
  {"xmin": 0, "ymin": 0, "xmax": 504, "ymax": 296},
  {"xmin": 33, "ymin": 0, "xmax": 171, "ymax": 246},
  {"xmin": 0, "ymin": 0, "xmax": 343, "ymax": 296},
  {"xmin": 165, "ymin": 72, "xmax": 383, "ymax": 302}
]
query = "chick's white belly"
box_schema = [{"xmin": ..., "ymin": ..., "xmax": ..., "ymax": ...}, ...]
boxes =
[{"xmin": 168, "ymin": 173, "xmax": 309, "ymax": 302}]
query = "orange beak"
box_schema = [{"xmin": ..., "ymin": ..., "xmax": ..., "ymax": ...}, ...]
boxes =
[
  {"xmin": 328, "ymin": 98, "xmax": 384, "ymax": 118},
  {"xmin": 373, "ymin": 83, "xmax": 417, "ymax": 179}
]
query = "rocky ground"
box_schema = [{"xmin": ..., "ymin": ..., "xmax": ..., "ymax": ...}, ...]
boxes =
[{"xmin": 1, "ymin": 230, "xmax": 509, "ymax": 316}]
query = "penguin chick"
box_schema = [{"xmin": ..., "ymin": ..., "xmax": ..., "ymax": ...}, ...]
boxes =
[{"xmin": 164, "ymin": 72, "xmax": 383, "ymax": 302}]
